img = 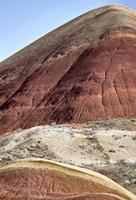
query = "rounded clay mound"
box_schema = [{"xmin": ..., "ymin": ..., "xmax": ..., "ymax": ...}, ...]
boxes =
[{"xmin": 0, "ymin": 158, "xmax": 136, "ymax": 200}]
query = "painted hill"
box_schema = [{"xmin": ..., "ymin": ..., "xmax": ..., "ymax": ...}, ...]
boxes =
[
  {"xmin": 1, "ymin": 4, "xmax": 136, "ymax": 134},
  {"xmin": 0, "ymin": 158, "xmax": 136, "ymax": 200}
]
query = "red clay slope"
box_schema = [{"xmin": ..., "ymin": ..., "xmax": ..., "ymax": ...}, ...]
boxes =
[
  {"xmin": 1, "ymin": 5, "xmax": 136, "ymax": 134},
  {"xmin": 0, "ymin": 158, "xmax": 136, "ymax": 200}
]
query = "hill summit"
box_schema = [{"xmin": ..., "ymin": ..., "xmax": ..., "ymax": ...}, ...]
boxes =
[{"xmin": 0, "ymin": 4, "xmax": 136, "ymax": 134}]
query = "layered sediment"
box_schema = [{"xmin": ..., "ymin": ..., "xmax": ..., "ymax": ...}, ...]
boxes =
[
  {"xmin": 0, "ymin": 5, "xmax": 136, "ymax": 134},
  {"xmin": 0, "ymin": 158, "xmax": 135, "ymax": 200}
]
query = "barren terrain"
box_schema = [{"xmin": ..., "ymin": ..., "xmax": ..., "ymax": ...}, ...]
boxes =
[
  {"xmin": 0, "ymin": 4, "xmax": 136, "ymax": 199},
  {"xmin": 0, "ymin": 5, "xmax": 136, "ymax": 134},
  {"xmin": 0, "ymin": 119, "xmax": 135, "ymax": 194},
  {"xmin": 0, "ymin": 158, "xmax": 135, "ymax": 200}
]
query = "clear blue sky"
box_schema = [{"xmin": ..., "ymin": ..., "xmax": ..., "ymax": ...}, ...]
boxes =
[{"xmin": 0, "ymin": 0, "xmax": 136, "ymax": 62}]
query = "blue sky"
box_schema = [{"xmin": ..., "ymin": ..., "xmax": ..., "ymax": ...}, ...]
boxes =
[{"xmin": 0, "ymin": 0, "xmax": 136, "ymax": 62}]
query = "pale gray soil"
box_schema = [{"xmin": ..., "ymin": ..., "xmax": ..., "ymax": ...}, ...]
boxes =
[{"xmin": 0, "ymin": 119, "xmax": 136, "ymax": 194}]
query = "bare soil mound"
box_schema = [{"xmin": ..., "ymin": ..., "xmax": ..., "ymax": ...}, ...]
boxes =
[
  {"xmin": 0, "ymin": 5, "xmax": 136, "ymax": 134},
  {"xmin": 0, "ymin": 158, "xmax": 135, "ymax": 200}
]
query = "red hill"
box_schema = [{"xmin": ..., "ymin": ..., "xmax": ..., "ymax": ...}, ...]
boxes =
[{"xmin": 0, "ymin": 5, "xmax": 136, "ymax": 134}]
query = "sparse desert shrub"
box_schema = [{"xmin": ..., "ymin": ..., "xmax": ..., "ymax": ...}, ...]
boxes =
[
  {"xmin": 0, "ymin": 137, "xmax": 9, "ymax": 147},
  {"xmin": 131, "ymin": 179, "xmax": 136, "ymax": 184},
  {"xmin": 116, "ymin": 159, "xmax": 126, "ymax": 165},
  {"xmin": 109, "ymin": 149, "xmax": 116, "ymax": 153},
  {"xmin": 119, "ymin": 145, "xmax": 125, "ymax": 148},
  {"xmin": 78, "ymin": 144, "xmax": 85, "ymax": 149},
  {"xmin": 2, "ymin": 153, "xmax": 14, "ymax": 162},
  {"xmin": 130, "ymin": 118, "xmax": 136, "ymax": 122},
  {"xmin": 132, "ymin": 136, "xmax": 136, "ymax": 140},
  {"xmin": 112, "ymin": 135, "xmax": 122, "ymax": 140},
  {"xmin": 86, "ymin": 136, "xmax": 94, "ymax": 140}
]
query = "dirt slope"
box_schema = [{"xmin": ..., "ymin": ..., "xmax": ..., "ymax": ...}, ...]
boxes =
[
  {"xmin": 0, "ymin": 158, "xmax": 136, "ymax": 200},
  {"xmin": 0, "ymin": 120, "xmax": 136, "ymax": 194},
  {"xmin": 1, "ymin": 5, "xmax": 136, "ymax": 134}
]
